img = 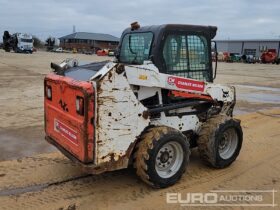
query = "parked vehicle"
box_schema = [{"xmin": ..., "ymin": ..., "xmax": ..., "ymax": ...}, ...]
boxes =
[
  {"xmin": 230, "ymin": 53, "xmax": 241, "ymax": 62},
  {"xmin": 97, "ymin": 49, "xmax": 108, "ymax": 56},
  {"xmin": 72, "ymin": 48, "xmax": 78, "ymax": 53},
  {"xmin": 241, "ymin": 54, "xmax": 257, "ymax": 64},
  {"xmin": 3, "ymin": 31, "xmax": 33, "ymax": 53},
  {"xmin": 108, "ymin": 49, "xmax": 115, "ymax": 56},
  {"xmin": 223, "ymin": 52, "xmax": 230, "ymax": 62},
  {"xmin": 223, "ymin": 52, "xmax": 241, "ymax": 62},
  {"xmin": 51, "ymin": 47, "xmax": 63, "ymax": 53},
  {"xmin": 260, "ymin": 49, "xmax": 279, "ymax": 64},
  {"xmin": 94, "ymin": 47, "xmax": 101, "ymax": 54}
]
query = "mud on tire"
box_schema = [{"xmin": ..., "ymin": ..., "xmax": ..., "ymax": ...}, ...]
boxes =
[
  {"xmin": 197, "ymin": 115, "xmax": 243, "ymax": 168},
  {"xmin": 134, "ymin": 126, "xmax": 190, "ymax": 188}
]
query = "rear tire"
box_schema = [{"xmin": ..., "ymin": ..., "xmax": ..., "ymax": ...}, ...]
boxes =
[
  {"xmin": 134, "ymin": 126, "xmax": 190, "ymax": 188},
  {"xmin": 197, "ymin": 115, "xmax": 243, "ymax": 168}
]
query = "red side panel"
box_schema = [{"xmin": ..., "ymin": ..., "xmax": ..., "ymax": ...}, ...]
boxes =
[{"xmin": 44, "ymin": 73, "xmax": 94, "ymax": 163}]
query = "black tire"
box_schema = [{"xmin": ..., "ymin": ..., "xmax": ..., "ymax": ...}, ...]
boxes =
[
  {"xmin": 197, "ymin": 115, "xmax": 243, "ymax": 168},
  {"xmin": 134, "ymin": 126, "xmax": 190, "ymax": 188}
]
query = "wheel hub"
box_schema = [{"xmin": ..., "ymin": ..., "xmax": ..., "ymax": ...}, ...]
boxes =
[
  {"xmin": 219, "ymin": 135, "xmax": 229, "ymax": 150},
  {"xmin": 156, "ymin": 147, "xmax": 174, "ymax": 169},
  {"xmin": 159, "ymin": 151, "xmax": 170, "ymax": 163},
  {"xmin": 218, "ymin": 128, "xmax": 238, "ymax": 159},
  {"xmin": 155, "ymin": 141, "xmax": 184, "ymax": 178}
]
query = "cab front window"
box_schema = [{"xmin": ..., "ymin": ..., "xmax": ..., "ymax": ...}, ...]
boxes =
[{"xmin": 119, "ymin": 32, "xmax": 153, "ymax": 64}]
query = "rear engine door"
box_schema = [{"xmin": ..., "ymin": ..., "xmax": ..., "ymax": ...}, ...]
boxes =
[{"xmin": 44, "ymin": 74, "xmax": 94, "ymax": 163}]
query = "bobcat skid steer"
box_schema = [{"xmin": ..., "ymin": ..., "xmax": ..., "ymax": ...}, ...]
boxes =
[{"xmin": 44, "ymin": 23, "xmax": 243, "ymax": 188}]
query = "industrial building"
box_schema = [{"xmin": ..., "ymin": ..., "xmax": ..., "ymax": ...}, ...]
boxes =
[
  {"xmin": 216, "ymin": 39, "xmax": 280, "ymax": 58},
  {"xmin": 59, "ymin": 32, "xmax": 119, "ymax": 51}
]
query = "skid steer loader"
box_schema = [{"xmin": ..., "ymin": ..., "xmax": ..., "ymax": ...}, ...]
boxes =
[{"xmin": 44, "ymin": 23, "xmax": 243, "ymax": 188}]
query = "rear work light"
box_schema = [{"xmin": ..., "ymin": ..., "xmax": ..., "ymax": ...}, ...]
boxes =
[
  {"xmin": 76, "ymin": 96, "xmax": 84, "ymax": 115},
  {"xmin": 46, "ymin": 85, "xmax": 52, "ymax": 100}
]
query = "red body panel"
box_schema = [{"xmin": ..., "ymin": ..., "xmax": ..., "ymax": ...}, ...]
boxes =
[{"xmin": 44, "ymin": 73, "xmax": 94, "ymax": 163}]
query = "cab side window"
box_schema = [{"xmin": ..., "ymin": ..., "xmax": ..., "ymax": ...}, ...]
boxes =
[{"xmin": 163, "ymin": 34, "xmax": 210, "ymax": 81}]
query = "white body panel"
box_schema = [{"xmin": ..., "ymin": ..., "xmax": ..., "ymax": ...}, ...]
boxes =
[
  {"xmin": 152, "ymin": 114, "xmax": 201, "ymax": 133},
  {"xmin": 95, "ymin": 65, "xmax": 150, "ymax": 164},
  {"xmin": 125, "ymin": 63, "xmax": 207, "ymax": 94},
  {"xmin": 205, "ymin": 84, "xmax": 235, "ymax": 102},
  {"xmin": 87, "ymin": 61, "xmax": 235, "ymax": 169},
  {"xmin": 125, "ymin": 63, "xmax": 235, "ymax": 102}
]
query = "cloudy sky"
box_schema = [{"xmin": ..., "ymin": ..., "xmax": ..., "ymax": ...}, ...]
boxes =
[{"xmin": 0, "ymin": 0, "xmax": 279, "ymax": 40}]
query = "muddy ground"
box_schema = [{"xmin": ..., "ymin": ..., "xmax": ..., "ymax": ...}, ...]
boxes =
[{"xmin": 0, "ymin": 50, "xmax": 279, "ymax": 209}]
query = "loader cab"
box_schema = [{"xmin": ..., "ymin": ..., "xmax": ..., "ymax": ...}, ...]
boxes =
[{"xmin": 117, "ymin": 24, "xmax": 217, "ymax": 82}]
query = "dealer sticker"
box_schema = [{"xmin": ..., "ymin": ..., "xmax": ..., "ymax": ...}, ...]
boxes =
[
  {"xmin": 167, "ymin": 76, "xmax": 205, "ymax": 92},
  {"xmin": 54, "ymin": 119, "xmax": 78, "ymax": 145}
]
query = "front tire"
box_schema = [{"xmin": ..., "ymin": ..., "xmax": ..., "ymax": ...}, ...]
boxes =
[
  {"xmin": 134, "ymin": 126, "xmax": 190, "ymax": 188},
  {"xmin": 197, "ymin": 116, "xmax": 243, "ymax": 168}
]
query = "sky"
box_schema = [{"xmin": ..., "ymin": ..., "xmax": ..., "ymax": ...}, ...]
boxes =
[{"xmin": 0, "ymin": 0, "xmax": 280, "ymax": 41}]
